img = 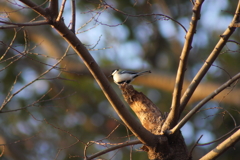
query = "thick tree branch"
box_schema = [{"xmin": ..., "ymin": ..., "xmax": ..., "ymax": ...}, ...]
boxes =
[
  {"xmin": 200, "ymin": 129, "xmax": 240, "ymax": 160},
  {"xmin": 161, "ymin": 0, "xmax": 205, "ymax": 132},
  {"xmin": 19, "ymin": 0, "xmax": 48, "ymax": 17},
  {"xmin": 48, "ymin": 0, "xmax": 59, "ymax": 19},
  {"xmin": 168, "ymin": 72, "xmax": 240, "ymax": 135},
  {"xmin": 53, "ymin": 20, "xmax": 156, "ymax": 146},
  {"xmin": 179, "ymin": 0, "xmax": 240, "ymax": 114},
  {"xmin": 17, "ymin": 0, "xmax": 156, "ymax": 147}
]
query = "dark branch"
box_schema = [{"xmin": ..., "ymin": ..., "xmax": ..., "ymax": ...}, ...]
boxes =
[
  {"xmin": 0, "ymin": 20, "xmax": 50, "ymax": 29},
  {"xmin": 19, "ymin": 0, "xmax": 48, "ymax": 17},
  {"xmin": 70, "ymin": 0, "xmax": 76, "ymax": 33}
]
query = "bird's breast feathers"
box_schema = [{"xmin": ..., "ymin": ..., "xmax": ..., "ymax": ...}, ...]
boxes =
[{"xmin": 113, "ymin": 73, "xmax": 133, "ymax": 82}]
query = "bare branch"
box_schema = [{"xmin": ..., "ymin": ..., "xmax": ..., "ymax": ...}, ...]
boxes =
[
  {"xmin": 49, "ymin": 10, "xmax": 157, "ymax": 147},
  {"xmin": 48, "ymin": 0, "xmax": 59, "ymax": 19},
  {"xmin": 0, "ymin": 28, "xmax": 18, "ymax": 60},
  {"xmin": 56, "ymin": 0, "xmax": 66, "ymax": 22},
  {"xmin": 200, "ymin": 129, "xmax": 240, "ymax": 160},
  {"xmin": 188, "ymin": 135, "xmax": 203, "ymax": 159},
  {"xmin": 197, "ymin": 126, "xmax": 240, "ymax": 146},
  {"xmin": 161, "ymin": 0, "xmax": 205, "ymax": 132},
  {"xmin": 18, "ymin": 0, "xmax": 48, "ymax": 17},
  {"xmin": 232, "ymin": 22, "xmax": 240, "ymax": 27},
  {"xmin": 0, "ymin": 20, "xmax": 50, "ymax": 29},
  {"xmin": 70, "ymin": 0, "xmax": 76, "ymax": 33},
  {"xmin": 0, "ymin": 45, "xmax": 70, "ymax": 111},
  {"xmin": 101, "ymin": 1, "xmax": 187, "ymax": 33},
  {"xmin": 168, "ymin": 72, "xmax": 240, "ymax": 135},
  {"xmin": 179, "ymin": 0, "xmax": 240, "ymax": 114},
  {"xmin": 85, "ymin": 140, "xmax": 141, "ymax": 160}
]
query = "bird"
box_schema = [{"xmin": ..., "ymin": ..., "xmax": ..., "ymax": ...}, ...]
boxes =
[{"xmin": 109, "ymin": 69, "xmax": 151, "ymax": 85}]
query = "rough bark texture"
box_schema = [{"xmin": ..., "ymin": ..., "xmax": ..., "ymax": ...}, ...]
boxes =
[{"xmin": 120, "ymin": 84, "xmax": 190, "ymax": 160}]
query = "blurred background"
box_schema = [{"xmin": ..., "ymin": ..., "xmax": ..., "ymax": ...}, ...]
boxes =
[{"xmin": 0, "ymin": 0, "xmax": 240, "ymax": 159}]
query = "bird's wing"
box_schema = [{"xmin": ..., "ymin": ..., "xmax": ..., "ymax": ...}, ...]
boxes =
[{"xmin": 119, "ymin": 70, "xmax": 137, "ymax": 74}]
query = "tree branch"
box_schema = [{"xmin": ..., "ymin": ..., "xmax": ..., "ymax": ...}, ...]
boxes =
[
  {"xmin": 70, "ymin": 0, "xmax": 76, "ymax": 33},
  {"xmin": 18, "ymin": 0, "xmax": 48, "ymax": 17},
  {"xmin": 52, "ymin": 20, "xmax": 157, "ymax": 146},
  {"xmin": 179, "ymin": 0, "xmax": 240, "ymax": 114},
  {"xmin": 168, "ymin": 72, "xmax": 240, "ymax": 135},
  {"xmin": 0, "ymin": 20, "xmax": 50, "ymax": 29},
  {"xmin": 85, "ymin": 140, "xmax": 141, "ymax": 160},
  {"xmin": 161, "ymin": 0, "xmax": 205, "ymax": 132},
  {"xmin": 56, "ymin": 0, "xmax": 66, "ymax": 22},
  {"xmin": 200, "ymin": 129, "xmax": 240, "ymax": 160},
  {"xmin": 18, "ymin": 0, "xmax": 157, "ymax": 147},
  {"xmin": 48, "ymin": 0, "xmax": 59, "ymax": 19}
]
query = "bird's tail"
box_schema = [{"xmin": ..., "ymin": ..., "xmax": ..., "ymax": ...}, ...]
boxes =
[{"xmin": 137, "ymin": 70, "xmax": 151, "ymax": 76}]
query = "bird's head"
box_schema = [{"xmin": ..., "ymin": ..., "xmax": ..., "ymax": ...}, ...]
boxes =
[{"xmin": 108, "ymin": 69, "xmax": 119, "ymax": 77}]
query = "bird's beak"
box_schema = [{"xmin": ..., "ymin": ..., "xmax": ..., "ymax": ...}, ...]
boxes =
[{"xmin": 108, "ymin": 74, "xmax": 112, "ymax": 78}]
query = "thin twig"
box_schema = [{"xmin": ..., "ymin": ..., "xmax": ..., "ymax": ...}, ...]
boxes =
[
  {"xmin": 200, "ymin": 129, "xmax": 240, "ymax": 160},
  {"xmin": 0, "ymin": 45, "xmax": 70, "ymax": 110},
  {"xmin": 197, "ymin": 126, "xmax": 240, "ymax": 146},
  {"xmin": 102, "ymin": 1, "xmax": 187, "ymax": 33},
  {"xmin": 0, "ymin": 28, "xmax": 17, "ymax": 60},
  {"xmin": 85, "ymin": 140, "xmax": 141, "ymax": 160},
  {"xmin": 188, "ymin": 135, "xmax": 203, "ymax": 159}
]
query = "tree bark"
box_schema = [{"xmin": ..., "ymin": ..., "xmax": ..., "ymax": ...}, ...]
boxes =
[{"xmin": 120, "ymin": 84, "xmax": 189, "ymax": 160}]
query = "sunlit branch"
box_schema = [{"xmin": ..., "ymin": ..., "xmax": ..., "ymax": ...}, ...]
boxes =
[
  {"xmin": 232, "ymin": 23, "xmax": 240, "ymax": 27},
  {"xmin": 168, "ymin": 72, "xmax": 240, "ymax": 135},
  {"xmin": 197, "ymin": 126, "xmax": 240, "ymax": 146},
  {"xmin": 56, "ymin": 0, "xmax": 66, "ymax": 22},
  {"xmin": 179, "ymin": 1, "xmax": 240, "ymax": 114},
  {"xmin": 200, "ymin": 129, "xmax": 240, "ymax": 160},
  {"xmin": 84, "ymin": 140, "xmax": 141, "ymax": 160},
  {"xmin": 0, "ymin": 72, "xmax": 22, "ymax": 111},
  {"xmin": 0, "ymin": 54, "xmax": 23, "ymax": 72},
  {"xmin": 50, "ymin": 5, "xmax": 157, "ymax": 147},
  {"xmin": 0, "ymin": 28, "xmax": 18, "ymax": 61},
  {"xmin": 161, "ymin": 0, "xmax": 205, "ymax": 132}
]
